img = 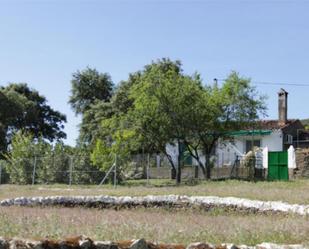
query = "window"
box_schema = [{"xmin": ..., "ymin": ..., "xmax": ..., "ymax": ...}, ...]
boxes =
[
  {"xmin": 285, "ymin": 134, "xmax": 293, "ymax": 144},
  {"xmin": 245, "ymin": 140, "xmax": 261, "ymax": 153}
]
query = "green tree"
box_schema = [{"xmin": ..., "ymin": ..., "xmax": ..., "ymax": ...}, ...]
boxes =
[
  {"xmin": 183, "ymin": 72, "xmax": 266, "ymax": 179},
  {"xmin": 0, "ymin": 83, "xmax": 66, "ymax": 154},
  {"xmin": 4, "ymin": 131, "xmax": 50, "ymax": 184},
  {"xmin": 37, "ymin": 142, "xmax": 72, "ymax": 184},
  {"xmin": 69, "ymin": 67, "xmax": 114, "ymax": 115},
  {"xmin": 128, "ymin": 59, "xmax": 199, "ymax": 183},
  {"xmin": 80, "ymin": 59, "xmax": 266, "ymax": 184},
  {"xmin": 78, "ymin": 101, "xmax": 114, "ymax": 146},
  {"xmin": 91, "ymin": 114, "xmax": 140, "ymax": 183},
  {"xmin": 69, "ymin": 67, "xmax": 114, "ymax": 145}
]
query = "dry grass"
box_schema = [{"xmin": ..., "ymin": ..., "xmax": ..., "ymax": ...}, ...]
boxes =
[
  {"xmin": 0, "ymin": 206, "xmax": 308, "ymax": 246},
  {"xmin": 1, "ymin": 179, "xmax": 309, "ymax": 204}
]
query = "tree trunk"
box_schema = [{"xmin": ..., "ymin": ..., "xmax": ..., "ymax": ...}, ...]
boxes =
[
  {"xmin": 176, "ymin": 140, "xmax": 182, "ymax": 184},
  {"xmin": 171, "ymin": 167, "xmax": 176, "ymax": 179},
  {"xmin": 165, "ymin": 153, "xmax": 176, "ymax": 179},
  {"xmin": 176, "ymin": 164, "xmax": 181, "ymax": 184},
  {"xmin": 185, "ymin": 145, "xmax": 206, "ymax": 179},
  {"xmin": 198, "ymin": 161, "xmax": 207, "ymax": 179},
  {"xmin": 194, "ymin": 165, "xmax": 199, "ymax": 179},
  {"xmin": 205, "ymin": 153, "xmax": 211, "ymax": 180}
]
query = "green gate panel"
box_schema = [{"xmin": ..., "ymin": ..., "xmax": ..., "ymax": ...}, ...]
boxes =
[{"xmin": 268, "ymin": 151, "xmax": 288, "ymax": 181}]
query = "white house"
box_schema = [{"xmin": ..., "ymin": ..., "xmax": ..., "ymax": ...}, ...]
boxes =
[
  {"xmin": 165, "ymin": 88, "xmax": 305, "ymax": 169},
  {"xmin": 215, "ymin": 89, "xmax": 304, "ymax": 167}
]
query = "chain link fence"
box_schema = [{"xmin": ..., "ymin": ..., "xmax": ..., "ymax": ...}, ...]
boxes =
[{"xmin": 0, "ymin": 151, "xmax": 265, "ymax": 185}]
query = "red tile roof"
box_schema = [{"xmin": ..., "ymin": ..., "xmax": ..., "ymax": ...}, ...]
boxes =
[{"xmin": 247, "ymin": 119, "xmax": 298, "ymax": 130}]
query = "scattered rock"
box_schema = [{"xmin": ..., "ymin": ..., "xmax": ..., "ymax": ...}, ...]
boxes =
[
  {"xmin": 0, "ymin": 238, "xmax": 305, "ymax": 249},
  {"xmin": 9, "ymin": 239, "xmax": 42, "ymax": 249},
  {"xmin": 94, "ymin": 241, "xmax": 118, "ymax": 249},
  {"xmin": 130, "ymin": 239, "xmax": 148, "ymax": 249},
  {"xmin": 256, "ymin": 243, "xmax": 304, "ymax": 249},
  {"xmin": 79, "ymin": 236, "xmax": 94, "ymax": 249},
  {"xmin": 218, "ymin": 244, "xmax": 239, "ymax": 249},
  {"xmin": 0, "ymin": 238, "xmax": 9, "ymax": 249},
  {"xmin": 186, "ymin": 242, "xmax": 214, "ymax": 249}
]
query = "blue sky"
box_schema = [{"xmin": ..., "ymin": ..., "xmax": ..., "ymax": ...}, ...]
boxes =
[{"xmin": 1, "ymin": 0, "xmax": 309, "ymax": 145}]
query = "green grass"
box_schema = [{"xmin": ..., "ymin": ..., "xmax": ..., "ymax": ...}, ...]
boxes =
[
  {"xmin": 1, "ymin": 180, "xmax": 309, "ymax": 245},
  {"xmin": 1, "ymin": 179, "xmax": 309, "ymax": 204},
  {"xmin": 0, "ymin": 206, "xmax": 308, "ymax": 246}
]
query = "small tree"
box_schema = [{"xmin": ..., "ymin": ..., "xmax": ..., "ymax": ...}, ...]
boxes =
[
  {"xmin": 4, "ymin": 131, "xmax": 50, "ymax": 184},
  {"xmin": 91, "ymin": 115, "xmax": 140, "ymax": 183}
]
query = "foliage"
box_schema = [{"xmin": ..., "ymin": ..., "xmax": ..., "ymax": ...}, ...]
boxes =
[
  {"xmin": 36, "ymin": 143, "xmax": 72, "ymax": 184},
  {"xmin": 71, "ymin": 146, "xmax": 105, "ymax": 184},
  {"xmin": 4, "ymin": 131, "xmax": 49, "ymax": 184},
  {"xmin": 4, "ymin": 131, "xmax": 102, "ymax": 185},
  {"xmin": 91, "ymin": 115, "xmax": 140, "ymax": 182},
  {"xmin": 69, "ymin": 67, "xmax": 114, "ymax": 145},
  {"xmin": 128, "ymin": 58, "xmax": 204, "ymax": 182},
  {"xmin": 69, "ymin": 67, "xmax": 114, "ymax": 115},
  {"xmin": 0, "ymin": 83, "xmax": 66, "ymax": 154},
  {"xmin": 66, "ymin": 59, "xmax": 267, "ymax": 184},
  {"xmin": 89, "ymin": 59, "xmax": 266, "ymax": 183},
  {"xmin": 183, "ymin": 72, "xmax": 267, "ymax": 178},
  {"xmin": 78, "ymin": 101, "xmax": 114, "ymax": 146}
]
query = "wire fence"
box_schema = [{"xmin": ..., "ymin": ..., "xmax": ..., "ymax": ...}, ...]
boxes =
[{"xmin": 0, "ymin": 150, "xmax": 266, "ymax": 185}]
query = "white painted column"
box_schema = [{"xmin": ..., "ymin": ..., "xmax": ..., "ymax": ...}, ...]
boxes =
[
  {"xmin": 263, "ymin": 146, "xmax": 268, "ymax": 169},
  {"xmin": 288, "ymin": 145, "xmax": 296, "ymax": 169}
]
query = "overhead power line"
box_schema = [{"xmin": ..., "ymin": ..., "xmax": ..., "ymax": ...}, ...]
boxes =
[{"xmin": 215, "ymin": 79, "xmax": 309, "ymax": 87}]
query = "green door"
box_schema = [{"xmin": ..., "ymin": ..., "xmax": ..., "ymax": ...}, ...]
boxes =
[
  {"xmin": 179, "ymin": 142, "xmax": 193, "ymax": 166},
  {"xmin": 268, "ymin": 151, "xmax": 288, "ymax": 181}
]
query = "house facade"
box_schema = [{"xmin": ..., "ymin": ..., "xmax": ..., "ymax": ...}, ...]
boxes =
[{"xmin": 165, "ymin": 88, "xmax": 306, "ymax": 169}]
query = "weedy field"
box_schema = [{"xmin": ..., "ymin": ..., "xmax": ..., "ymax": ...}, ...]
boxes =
[
  {"xmin": 1, "ymin": 179, "xmax": 309, "ymax": 246},
  {"xmin": 0, "ymin": 206, "xmax": 308, "ymax": 246}
]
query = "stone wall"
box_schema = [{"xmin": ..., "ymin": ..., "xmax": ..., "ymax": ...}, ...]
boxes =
[
  {"xmin": 294, "ymin": 149, "xmax": 309, "ymax": 178},
  {"xmin": 0, "ymin": 236, "xmax": 305, "ymax": 249},
  {"xmin": 1, "ymin": 195, "xmax": 309, "ymax": 216}
]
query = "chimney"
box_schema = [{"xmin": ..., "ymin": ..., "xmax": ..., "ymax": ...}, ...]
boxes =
[{"xmin": 278, "ymin": 88, "xmax": 288, "ymax": 125}]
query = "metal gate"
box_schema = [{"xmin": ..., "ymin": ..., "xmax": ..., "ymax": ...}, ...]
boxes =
[{"xmin": 268, "ymin": 151, "xmax": 288, "ymax": 180}]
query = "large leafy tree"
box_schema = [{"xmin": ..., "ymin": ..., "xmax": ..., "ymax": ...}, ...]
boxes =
[
  {"xmin": 69, "ymin": 67, "xmax": 114, "ymax": 145},
  {"xmin": 91, "ymin": 59, "xmax": 196, "ymax": 183},
  {"xmin": 86, "ymin": 59, "xmax": 266, "ymax": 183},
  {"xmin": 0, "ymin": 83, "xmax": 66, "ymax": 154},
  {"xmin": 128, "ymin": 59, "xmax": 202, "ymax": 183},
  {"xmin": 183, "ymin": 72, "xmax": 267, "ymax": 179},
  {"xmin": 123, "ymin": 62, "xmax": 266, "ymax": 182},
  {"xmin": 69, "ymin": 67, "xmax": 114, "ymax": 115}
]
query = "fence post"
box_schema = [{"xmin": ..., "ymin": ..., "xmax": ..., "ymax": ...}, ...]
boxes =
[
  {"xmin": 32, "ymin": 156, "xmax": 37, "ymax": 186},
  {"xmin": 147, "ymin": 153, "xmax": 150, "ymax": 185},
  {"xmin": 114, "ymin": 154, "xmax": 117, "ymax": 188},
  {"xmin": 0, "ymin": 162, "xmax": 2, "ymax": 185},
  {"xmin": 69, "ymin": 156, "xmax": 73, "ymax": 186}
]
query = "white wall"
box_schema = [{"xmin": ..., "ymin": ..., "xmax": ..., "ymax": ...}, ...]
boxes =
[
  {"xmin": 166, "ymin": 130, "xmax": 284, "ymax": 168},
  {"xmin": 215, "ymin": 130, "xmax": 283, "ymax": 167},
  {"xmin": 165, "ymin": 143, "xmax": 179, "ymax": 166},
  {"xmin": 261, "ymin": 130, "xmax": 283, "ymax": 152}
]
